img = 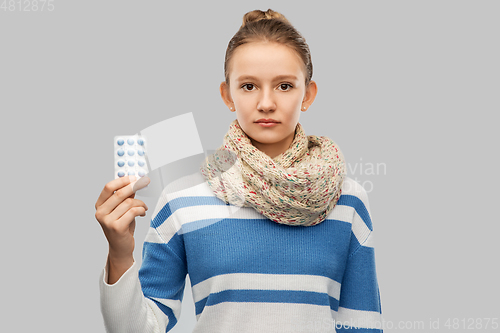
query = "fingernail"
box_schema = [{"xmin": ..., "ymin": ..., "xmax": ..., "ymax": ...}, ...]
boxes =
[
  {"xmin": 133, "ymin": 176, "xmax": 150, "ymax": 192},
  {"xmin": 129, "ymin": 175, "xmax": 137, "ymax": 182}
]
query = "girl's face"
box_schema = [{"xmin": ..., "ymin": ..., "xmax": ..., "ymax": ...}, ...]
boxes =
[{"xmin": 220, "ymin": 41, "xmax": 317, "ymax": 158}]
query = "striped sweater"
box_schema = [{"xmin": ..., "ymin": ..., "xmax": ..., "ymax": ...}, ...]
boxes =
[{"xmin": 100, "ymin": 173, "xmax": 383, "ymax": 333}]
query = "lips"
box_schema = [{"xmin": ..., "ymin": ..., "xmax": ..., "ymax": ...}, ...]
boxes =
[
  {"xmin": 255, "ymin": 118, "xmax": 280, "ymax": 127},
  {"xmin": 255, "ymin": 118, "xmax": 280, "ymax": 123}
]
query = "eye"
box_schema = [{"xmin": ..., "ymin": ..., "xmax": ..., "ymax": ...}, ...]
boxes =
[
  {"xmin": 241, "ymin": 83, "xmax": 255, "ymax": 91},
  {"xmin": 278, "ymin": 83, "xmax": 293, "ymax": 91}
]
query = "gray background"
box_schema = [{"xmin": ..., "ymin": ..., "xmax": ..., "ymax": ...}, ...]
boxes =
[{"xmin": 2, "ymin": 0, "xmax": 499, "ymax": 332}]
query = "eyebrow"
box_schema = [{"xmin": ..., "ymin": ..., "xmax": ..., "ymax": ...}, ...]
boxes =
[{"xmin": 235, "ymin": 75, "xmax": 299, "ymax": 83}]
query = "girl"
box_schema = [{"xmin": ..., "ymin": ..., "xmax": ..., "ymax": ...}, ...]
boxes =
[{"xmin": 95, "ymin": 9, "xmax": 383, "ymax": 333}]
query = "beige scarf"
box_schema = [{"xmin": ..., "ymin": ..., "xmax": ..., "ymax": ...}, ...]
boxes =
[{"xmin": 199, "ymin": 119, "xmax": 346, "ymax": 226}]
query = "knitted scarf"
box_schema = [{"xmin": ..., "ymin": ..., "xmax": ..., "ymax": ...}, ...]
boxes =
[{"xmin": 199, "ymin": 119, "xmax": 346, "ymax": 226}]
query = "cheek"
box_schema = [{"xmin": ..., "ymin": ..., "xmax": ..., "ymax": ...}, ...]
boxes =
[
  {"xmin": 231, "ymin": 93, "xmax": 249, "ymax": 109},
  {"xmin": 234, "ymin": 111, "xmax": 252, "ymax": 131},
  {"xmin": 281, "ymin": 96, "xmax": 303, "ymax": 114}
]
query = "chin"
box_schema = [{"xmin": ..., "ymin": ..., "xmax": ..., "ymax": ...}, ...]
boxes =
[{"xmin": 249, "ymin": 135, "xmax": 284, "ymax": 145}]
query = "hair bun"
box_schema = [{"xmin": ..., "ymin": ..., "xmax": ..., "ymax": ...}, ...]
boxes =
[{"xmin": 241, "ymin": 9, "xmax": 290, "ymax": 27}]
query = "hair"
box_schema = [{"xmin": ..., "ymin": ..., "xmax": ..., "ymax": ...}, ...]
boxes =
[{"xmin": 224, "ymin": 9, "xmax": 313, "ymax": 87}]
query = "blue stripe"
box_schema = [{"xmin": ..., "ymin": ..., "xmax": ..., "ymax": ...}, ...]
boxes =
[
  {"xmin": 329, "ymin": 295, "xmax": 340, "ymax": 311},
  {"xmin": 195, "ymin": 295, "xmax": 207, "ymax": 315},
  {"xmin": 339, "ymin": 246, "xmax": 381, "ymax": 312},
  {"xmin": 151, "ymin": 196, "xmax": 226, "ymax": 228},
  {"xmin": 195, "ymin": 289, "xmax": 338, "ymax": 315},
  {"xmin": 181, "ymin": 218, "xmax": 230, "ymax": 234},
  {"xmin": 150, "ymin": 200, "xmax": 172, "ymax": 229},
  {"xmin": 139, "ymin": 241, "xmax": 187, "ymax": 301},
  {"xmin": 338, "ymin": 195, "xmax": 372, "ymax": 231},
  {"xmin": 185, "ymin": 217, "xmax": 352, "ymax": 286}
]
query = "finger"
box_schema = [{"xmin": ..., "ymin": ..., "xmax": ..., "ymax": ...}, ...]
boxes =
[
  {"xmin": 95, "ymin": 176, "xmax": 136, "ymax": 209},
  {"xmin": 114, "ymin": 206, "xmax": 148, "ymax": 232},
  {"xmin": 98, "ymin": 176, "xmax": 148, "ymax": 216},
  {"xmin": 107, "ymin": 198, "xmax": 149, "ymax": 225}
]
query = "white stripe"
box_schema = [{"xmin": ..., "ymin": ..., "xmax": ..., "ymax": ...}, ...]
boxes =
[
  {"xmin": 191, "ymin": 273, "xmax": 341, "ymax": 304},
  {"xmin": 166, "ymin": 180, "xmax": 215, "ymax": 201},
  {"xmin": 150, "ymin": 173, "xmax": 213, "ymax": 220},
  {"xmin": 351, "ymin": 209, "xmax": 372, "ymax": 247},
  {"xmin": 144, "ymin": 226, "xmax": 164, "ymax": 244},
  {"xmin": 333, "ymin": 306, "xmax": 382, "ymax": 329},
  {"xmin": 341, "ymin": 177, "xmax": 369, "ymax": 208},
  {"xmin": 174, "ymin": 203, "xmax": 261, "ymax": 226},
  {"xmin": 363, "ymin": 231, "xmax": 376, "ymax": 248},
  {"xmin": 154, "ymin": 214, "xmax": 183, "ymax": 244},
  {"xmin": 193, "ymin": 302, "xmax": 337, "ymax": 333},
  {"xmin": 143, "ymin": 298, "xmax": 170, "ymax": 331},
  {"xmin": 149, "ymin": 297, "xmax": 182, "ymax": 320},
  {"xmin": 338, "ymin": 177, "xmax": 373, "ymax": 247},
  {"xmin": 155, "ymin": 204, "xmax": 262, "ymax": 242},
  {"xmin": 326, "ymin": 204, "xmax": 354, "ymax": 224},
  {"xmin": 152, "ymin": 176, "xmax": 365, "ymax": 243},
  {"xmin": 154, "ymin": 175, "xmax": 365, "ymax": 220}
]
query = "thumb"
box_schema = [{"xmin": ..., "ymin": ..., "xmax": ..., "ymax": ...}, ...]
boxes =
[{"xmin": 132, "ymin": 176, "xmax": 150, "ymax": 193}]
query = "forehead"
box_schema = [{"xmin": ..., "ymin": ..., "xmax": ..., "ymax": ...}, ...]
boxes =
[{"xmin": 229, "ymin": 42, "xmax": 306, "ymax": 82}]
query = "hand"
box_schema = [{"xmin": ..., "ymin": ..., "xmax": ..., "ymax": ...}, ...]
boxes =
[{"xmin": 95, "ymin": 176, "xmax": 150, "ymax": 282}]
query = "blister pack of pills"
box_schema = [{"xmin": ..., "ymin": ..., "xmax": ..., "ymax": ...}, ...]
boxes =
[{"xmin": 114, "ymin": 135, "xmax": 149, "ymax": 179}]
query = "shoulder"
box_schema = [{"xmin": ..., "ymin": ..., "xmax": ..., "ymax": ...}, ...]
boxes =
[
  {"xmin": 158, "ymin": 171, "xmax": 208, "ymax": 197},
  {"xmin": 331, "ymin": 177, "xmax": 374, "ymax": 241},
  {"xmin": 338, "ymin": 177, "xmax": 371, "ymax": 218},
  {"xmin": 327, "ymin": 177, "xmax": 370, "ymax": 221},
  {"xmin": 146, "ymin": 171, "xmax": 219, "ymax": 244},
  {"xmin": 340, "ymin": 177, "xmax": 370, "ymax": 208}
]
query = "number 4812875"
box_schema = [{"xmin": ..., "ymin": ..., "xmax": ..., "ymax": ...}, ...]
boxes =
[{"xmin": 1, "ymin": 0, "xmax": 55, "ymax": 11}]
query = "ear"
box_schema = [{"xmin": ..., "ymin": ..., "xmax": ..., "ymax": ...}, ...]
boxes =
[
  {"xmin": 220, "ymin": 81, "xmax": 235, "ymax": 112},
  {"xmin": 301, "ymin": 80, "xmax": 318, "ymax": 111}
]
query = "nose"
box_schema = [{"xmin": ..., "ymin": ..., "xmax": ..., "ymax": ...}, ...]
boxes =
[{"xmin": 257, "ymin": 88, "xmax": 276, "ymax": 112}]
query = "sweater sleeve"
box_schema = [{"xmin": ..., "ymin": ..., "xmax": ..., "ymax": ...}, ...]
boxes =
[
  {"xmin": 99, "ymin": 189, "xmax": 188, "ymax": 333},
  {"xmin": 335, "ymin": 183, "xmax": 383, "ymax": 332},
  {"xmin": 99, "ymin": 260, "xmax": 167, "ymax": 333}
]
